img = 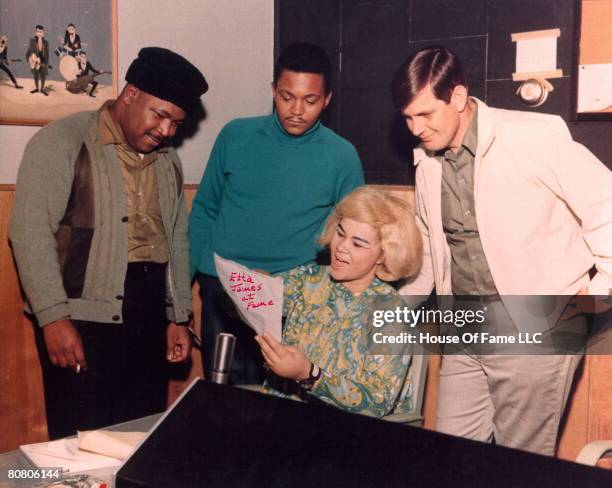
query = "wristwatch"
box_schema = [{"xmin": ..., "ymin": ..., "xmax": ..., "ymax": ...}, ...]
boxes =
[{"xmin": 297, "ymin": 362, "xmax": 322, "ymax": 391}]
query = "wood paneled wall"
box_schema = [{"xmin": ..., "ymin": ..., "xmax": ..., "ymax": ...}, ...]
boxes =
[
  {"xmin": 1, "ymin": 185, "xmax": 610, "ymax": 468},
  {"xmin": 0, "ymin": 187, "xmax": 48, "ymax": 452}
]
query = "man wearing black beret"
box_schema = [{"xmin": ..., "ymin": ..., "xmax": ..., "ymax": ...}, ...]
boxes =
[{"xmin": 10, "ymin": 47, "xmax": 207, "ymax": 439}]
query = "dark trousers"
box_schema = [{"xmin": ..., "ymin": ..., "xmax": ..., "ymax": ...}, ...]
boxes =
[
  {"xmin": 198, "ymin": 273, "xmax": 265, "ymax": 385},
  {"xmin": 31, "ymin": 66, "xmax": 47, "ymax": 89},
  {"xmin": 35, "ymin": 262, "xmax": 169, "ymax": 440},
  {"xmin": 0, "ymin": 63, "xmax": 18, "ymax": 86}
]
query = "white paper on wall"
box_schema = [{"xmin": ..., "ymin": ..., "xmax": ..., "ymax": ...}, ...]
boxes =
[
  {"xmin": 578, "ymin": 63, "xmax": 612, "ymax": 112},
  {"xmin": 516, "ymin": 36, "xmax": 558, "ymax": 73},
  {"xmin": 511, "ymin": 28, "xmax": 563, "ymax": 80}
]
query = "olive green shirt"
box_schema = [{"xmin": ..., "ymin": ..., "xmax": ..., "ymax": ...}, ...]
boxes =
[
  {"xmin": 98, "ymin": 102, "xmax": 169, "ymax": 263},
  {"xmin": 438, "ymin": 106, "xmax": 498, "ymax": 296}
]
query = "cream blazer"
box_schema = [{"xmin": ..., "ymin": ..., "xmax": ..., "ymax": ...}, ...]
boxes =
[{"xmin": 401, "ymin": 98, "xmax": 612, "ymax": 325}]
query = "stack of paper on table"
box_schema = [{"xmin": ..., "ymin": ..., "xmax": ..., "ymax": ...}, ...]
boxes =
[{"xmin": 20, "ymin": 430, "xmax": 146, "ymax": 474}]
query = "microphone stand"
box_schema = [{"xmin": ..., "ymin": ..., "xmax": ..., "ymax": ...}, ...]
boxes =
[{"xmin": 210, "ymin": 333, "xmax": 236, "ymax": 385}]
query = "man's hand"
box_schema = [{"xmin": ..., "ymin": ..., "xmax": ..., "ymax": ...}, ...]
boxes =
[
  {"xmin": 561, "ymin": 287, "xmax": 612, "ymax": 320},
  {"xmin": 166, "ymin": 322, "xmax": 193, "ymax": 363},
  {"xmin": 43, "ymin": 318, "xmax": 86, "ymax": 372},
  {"xmin": 255, "ymin": 333, "xmax": 311, "ymax": 381}
]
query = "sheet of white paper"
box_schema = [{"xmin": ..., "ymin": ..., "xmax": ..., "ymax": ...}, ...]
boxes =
[
  {"xmin": 578, "ymin": 63, "xmax": 612, "ymax": 112},
  {"xmin": 77, "ymin": 430, "xmax": 146, "ymax": 460},
  {"xmin": 214, "ymin": 254, "xmax": 283, "ymax": 342},
  {"xmin": 20, "ymin": 438, "xmax": 122, "ymax": 473},
  {"xmin": 516, "ymin": 36, "xmax": 558, "ymax": 73}
]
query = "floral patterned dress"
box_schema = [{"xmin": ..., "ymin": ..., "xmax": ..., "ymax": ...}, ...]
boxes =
[{"xmin": 264, "ymin": 263, "xmax": 413, "ymax": 418}]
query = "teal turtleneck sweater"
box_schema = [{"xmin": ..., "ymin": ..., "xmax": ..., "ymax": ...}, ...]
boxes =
[{"xmin": 189, "ymin": 112, "xmax": 364, "ymax": 277}]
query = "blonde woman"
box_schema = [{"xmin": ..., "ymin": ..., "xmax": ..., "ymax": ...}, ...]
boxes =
[{"xmin": 256, "ymin": 187, "xmax": 422, "ymax": 417}]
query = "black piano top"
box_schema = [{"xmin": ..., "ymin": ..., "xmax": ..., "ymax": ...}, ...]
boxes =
[{"xmin": 116, "ymin": 380, "xmax": 612, "ymax": 488}]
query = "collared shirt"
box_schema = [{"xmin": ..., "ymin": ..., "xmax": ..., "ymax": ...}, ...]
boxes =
[
  {"xmin": 437, "ymin": 105, "xmax": 498, "ymax": 296},
  {"xmin": 97, "ymin": 101, "xmax": 169, "ymax": 263},
  {"xmin": 264, "ymin": 263, "xmax": 412, "ymax": 418}
]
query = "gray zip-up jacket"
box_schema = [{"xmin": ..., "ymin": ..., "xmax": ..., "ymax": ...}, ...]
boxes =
[{"xmin": 9, "ymin": 110, "xmax": 192, "ymax": 326}]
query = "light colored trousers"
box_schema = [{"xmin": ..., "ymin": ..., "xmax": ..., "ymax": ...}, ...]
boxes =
[
  {"xmin": 436, "ymin": 301, "xmax": 585, "ymax": 455},
  {"xmin": 436, "ymin": 353, "xmax": 582, "ymax": 455}
]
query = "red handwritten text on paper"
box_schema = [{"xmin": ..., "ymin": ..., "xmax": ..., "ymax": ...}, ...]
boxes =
[{"xmin": 229, "ymin": 272, "xmax": 274, "ymax": 310}]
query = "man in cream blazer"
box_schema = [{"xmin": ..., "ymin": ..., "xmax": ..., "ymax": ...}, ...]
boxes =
[{"xmin": 392, "ymin": 46, "xmax": 612, "ymax": 455}]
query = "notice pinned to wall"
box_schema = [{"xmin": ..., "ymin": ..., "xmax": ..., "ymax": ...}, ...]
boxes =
[
  {"xmin": 577, "ymin": 63, "xmax": 612, "ymax": 112},
  {"xmin": 576, "ymin": 0, "xmax": 612, "ymax": 117},
  {"xmin": 511, "ymin": 28, "xmax": 563, "ymax": 81}
]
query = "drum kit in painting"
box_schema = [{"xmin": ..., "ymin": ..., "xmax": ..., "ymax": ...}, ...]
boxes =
[{"xmin": 56, "ymin": 40, "xmax": 110, "ymax": 95}]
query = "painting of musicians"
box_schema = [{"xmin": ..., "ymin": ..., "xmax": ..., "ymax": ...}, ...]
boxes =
[{"xmin": 0, "ymin": 0, "xmax": 116, "ymax": 125}]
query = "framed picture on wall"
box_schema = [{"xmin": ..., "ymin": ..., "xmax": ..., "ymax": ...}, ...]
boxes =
[
  {"xmin": 0, "ymin": 0, "xmax": 117, "ymax": 126},
  {"xmin": 575, "ymin": 0, "xmax": 612, "ymax": 120}
]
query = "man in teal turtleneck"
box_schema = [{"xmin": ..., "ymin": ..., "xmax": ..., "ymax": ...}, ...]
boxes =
[{"xmin": 189, "ymin": 43, "xmax": 364, "ymax": 384}]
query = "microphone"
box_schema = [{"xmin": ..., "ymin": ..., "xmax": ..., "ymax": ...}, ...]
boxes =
[{"xmin": 210, "ymin": 333, "xmax": 236, "ymax": 384}]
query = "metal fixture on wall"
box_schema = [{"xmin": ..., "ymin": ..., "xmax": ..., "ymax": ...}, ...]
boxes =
[
  {"xmin": 516, "ymin": 79, "xmax": 554, "ymax": 107},
  {"xmin": 511, "ymin": 28, "xmax": 562, "ymax": 108}
]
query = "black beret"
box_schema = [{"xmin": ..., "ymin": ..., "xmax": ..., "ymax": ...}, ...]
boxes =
[{"xmin": 125, "ymin": 47, "xmax": 208, "ymax": 113}]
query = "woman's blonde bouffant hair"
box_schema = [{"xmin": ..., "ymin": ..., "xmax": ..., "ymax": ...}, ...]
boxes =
[{"xmin": 319, "ymin": 186, "xmax": 422, "ymax": 282}]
